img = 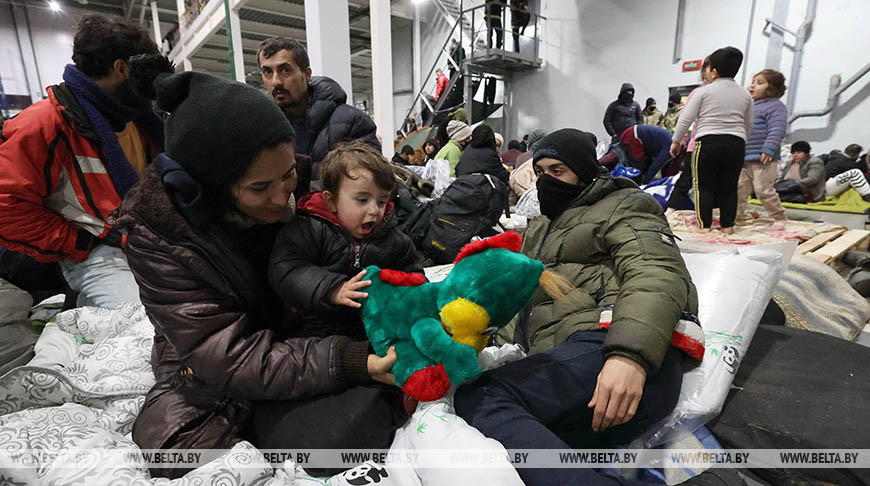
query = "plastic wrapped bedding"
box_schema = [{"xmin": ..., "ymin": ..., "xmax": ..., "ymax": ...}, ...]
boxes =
[
  {"xmin": 642, "ymin": 243, "xmax": 796, "ymax": 447},
  {"xmin": 420, "ymin": 159, "xmax": 454, "ymax": 198}
]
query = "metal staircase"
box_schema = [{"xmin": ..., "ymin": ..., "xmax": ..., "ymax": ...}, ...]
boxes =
[
  {"xmin": 402, "ymin": 1, "xmax": 544, "ymax": 132},
  {"xmin": 434, "ymin": 0, "xmax": 480, "ymax": 49}
]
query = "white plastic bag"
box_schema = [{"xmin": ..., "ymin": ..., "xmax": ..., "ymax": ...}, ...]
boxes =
[
  {"xmin": 596, "ymin": 139, "xmax": 610, "ymax": 159},
  {"xmin": 422, "ymin": 159, "xmax": 454, "ymax": 198},
  {"xmin": 643, "ymin": 243, "xmax": 795, "ymax": 447},
  {"xmin": 513, "ymin": 188, "xmax": 541, "ymax": 219},
  {"xmin": 279, "ymin": 344, "xmax": 527, "ymax": 486}
]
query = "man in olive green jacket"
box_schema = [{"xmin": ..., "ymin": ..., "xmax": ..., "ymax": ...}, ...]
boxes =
[
  {"xmin": 660, "ymin": 92, "xmax": 683, "ymax": 132},
  {"xmin": 455, "ymin": 129, "xmax": 699, "ymax": 486}
]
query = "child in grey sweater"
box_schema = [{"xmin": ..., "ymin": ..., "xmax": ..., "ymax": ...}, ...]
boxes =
[{"xmin": 670, "ymin": 46, "xmax": 753, "ymax": 234}]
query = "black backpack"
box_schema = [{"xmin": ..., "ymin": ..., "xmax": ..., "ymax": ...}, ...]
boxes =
[
  {"xmin": 392, "ymin": 181, "xmax": 432, "ymax": 249},
  {"xmin": 773, "ymin": 179, "xmax": 807, "ymax": 203},
  {"xmin": 421, "ymin": 174, "xmax": 510, "ymax": 264}
]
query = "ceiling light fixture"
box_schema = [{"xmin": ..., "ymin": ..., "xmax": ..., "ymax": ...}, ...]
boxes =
[{"xmin": 48, "ymin": 1, "xmax": 62, "ymax": 12}]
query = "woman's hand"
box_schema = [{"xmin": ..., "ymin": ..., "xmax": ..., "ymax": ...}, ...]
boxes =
[
  {"xmin": 368, "ymin": 346, "xmax": 397, "ymax": 386},
  {"xmin": 669, "ymin": 141, "xmax": 682, "ymax": 159},
  {"xmin": 330, "ymin": 270, "xmax": 371, "ymax": 308},
  {"xmin": 587, "ymin": 355, "xmax": 647, "ymax": 432}
]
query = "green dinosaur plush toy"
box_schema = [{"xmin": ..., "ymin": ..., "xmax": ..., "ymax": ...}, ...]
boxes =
[{"xmin": 361, "ymin": 231, "xmax": 563, "ymax": 401}]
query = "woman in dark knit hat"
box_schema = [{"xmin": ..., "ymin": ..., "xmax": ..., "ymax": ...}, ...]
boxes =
[
  {"xmin": 455, "ymin": 123, "xmax": 510, "ymax": 185},
  {"xmin": 111, "ymin": 56, "xmax": 401, "ymax": 479},
  {"xmin": 455, "ymin": 128, "xmax": 700, "ymax": 485}
]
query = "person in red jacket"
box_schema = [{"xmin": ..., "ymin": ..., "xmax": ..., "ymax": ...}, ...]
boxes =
[
  {"xmin": 0, "ymin": 14, "xmax": 165, "ymax": 308},
  {"xmin": 434, "ymin": 68, "xmax": 450, "ymax": 102}
]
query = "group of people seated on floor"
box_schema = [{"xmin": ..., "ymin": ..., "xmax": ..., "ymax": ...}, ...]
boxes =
[{"xmin": 0, "ymin": 14, "xmax": 861, "ymax": 486}]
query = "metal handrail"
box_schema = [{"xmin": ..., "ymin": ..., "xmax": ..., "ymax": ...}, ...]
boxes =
[
  {"xmin": 463, "ymin": 2, "xmax": 544, "ymax": 61},
  {"xmin": 400, "ymin": 10, "xmax": 463, "ymax": 131},
  {"xmin": 401, "ymin": 1, "xmax": 545, "ymax": 131}
]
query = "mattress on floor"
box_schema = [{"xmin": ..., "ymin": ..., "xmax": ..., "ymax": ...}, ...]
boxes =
[{"xmin": 750, "ymin": 186, "xmax": 870, "ymax": 214}]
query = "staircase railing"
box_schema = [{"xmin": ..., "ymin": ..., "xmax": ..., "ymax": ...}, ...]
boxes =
[
  {"xmin": 401, "ymin": 1, "xmax": 543, "ymax": 132},
  {"xmin": 400, "ymin": 13, "xmax": 463, "ymax": 132}
]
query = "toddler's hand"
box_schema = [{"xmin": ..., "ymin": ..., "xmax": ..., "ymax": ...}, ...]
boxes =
[
  {"xmin": 368, "ymin": 346, "xmax": 397, "ymax": 386},
  {"xmin": 760, "ymin": 153, "xmax": 773, "ymax": 164},
  {"xmin": 330, "ymin": 270, "xmax": 371, "ymax": 308},
  {"xmin": 669, "ymin": 141, "xmax": 682, "ymax": 159}
]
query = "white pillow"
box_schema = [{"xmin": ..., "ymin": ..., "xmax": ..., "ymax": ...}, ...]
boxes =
[{"xmin": 643, "ymin": 243, "xmax": 796, "ymax": 447}]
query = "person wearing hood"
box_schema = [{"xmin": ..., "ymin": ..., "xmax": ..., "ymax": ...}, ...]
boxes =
[
  {"xmin": 642, "ymin": 97, "xmax": 664, "ymax": 126},
  {"xmin": 0, "ymin": 14, "xmax": 163, "ymax": 309},
  {"xmin": 455, "ymin": 128, "xmax": 698, "ymax": 486},
  {"xmin": 258, "ymin": 37, "xmax": 380, "ymax": 193},
  {"xmin": 113, "ymin": 63, "xmax": 400, "ymax": 479},
  {"xmin": 435, "ymin": 120, "xmax": 473, "ymax": 176},
  {"xmin": 603, "ymin": 83, "xmax": 643, "ymax": 139},
  {"xmin": 660, "ymin": 92, "xmax": 684, "ymax": 132},
  {"xmin": 456, "ymin": 124, "xmax": 510, "ymax": 185}
]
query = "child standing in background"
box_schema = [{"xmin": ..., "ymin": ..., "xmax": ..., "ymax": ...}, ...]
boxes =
[
  {"xmin": 665, "ymin": 56, "xmax": 712, "ymax": 214},
  {"xmin": 670, "ymin": 47, "xmax": 754, "ymax": 234},
  {"xmin": 737, "ymin": 69, "xmax": 788, "ymax": 229}
]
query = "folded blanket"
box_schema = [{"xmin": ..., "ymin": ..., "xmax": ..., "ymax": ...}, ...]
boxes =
[{"xmin": 771, "ymin": 254, "xmax": 869, "ymax": 341}]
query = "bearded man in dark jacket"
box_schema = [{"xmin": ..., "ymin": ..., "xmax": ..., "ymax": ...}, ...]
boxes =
[
  {"xmin": 258, "ymin": 37, "xmax": 380, "ymax": 194},
  {"xmin": 603, "ymin": 82, "xmax": 643, "ymax": 139}
]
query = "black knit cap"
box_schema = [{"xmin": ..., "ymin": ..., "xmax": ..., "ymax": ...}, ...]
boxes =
[
  {"xmin": 533, "ymin": 128, "xmax": 606, "ymax": 184},
  {"xmin": 154, "ymin": 71, "xmax": 295, "ymax": 195},
  {"xmin": 791, "ymin": 141, "xmax": 811, "ymax": 154}
]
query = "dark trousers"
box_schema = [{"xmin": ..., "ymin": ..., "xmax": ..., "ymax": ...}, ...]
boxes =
[
  {"xmin": 691, "ymin": 135, "xmax": 745, "ymax": 228},
  {"xmin": 666, "ymin": 151, "xmax": 693, "ymax": 210},
  {"xmin": 253, "ymin": 384, "xmax": 406, "ymax": 477},
  {"xmin": 511, "ymin": 23, "xmax": 527, "ymax": 52},
  {"xmin": 483, "ymin": 76, "xmax": 497, "ymax": 114},
  {"xmin": 455, "ymin": 331, "xmax": 684, "ymax": 486},
  {"xmin": 487, "ymin": 15, "xmax": 504, "ymax": 48},
  {"xmin": 0, "ymin": 249, "xmax": 70, "ymax": 306}
]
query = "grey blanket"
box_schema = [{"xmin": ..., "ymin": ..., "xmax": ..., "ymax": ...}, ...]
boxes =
[{"xmin": 772, "ymin": 253, "xmax": 869, "ymax": 340}]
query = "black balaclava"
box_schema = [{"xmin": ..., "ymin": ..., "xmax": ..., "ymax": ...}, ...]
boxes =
[
  {"xmin": 533, "ymin": 128, "xmax": 606, "ymax": 219},
  {"xmin": 618, "ymin": 83, "xmax": 635, "ymax": 104}
]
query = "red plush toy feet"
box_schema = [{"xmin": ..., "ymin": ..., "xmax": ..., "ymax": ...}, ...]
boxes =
[{"xmin": 401, "ymin": 363, "xmax": 450, "ymax": 402}]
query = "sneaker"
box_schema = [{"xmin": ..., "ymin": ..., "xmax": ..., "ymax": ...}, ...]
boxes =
[
  {"xmin": 862, "ymin": 193, "xmax": 870, "ymax": 203},
  {"xmin": 771, "ymin": 219, "xmax": 787, "ymax": 231}
]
